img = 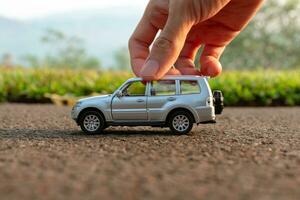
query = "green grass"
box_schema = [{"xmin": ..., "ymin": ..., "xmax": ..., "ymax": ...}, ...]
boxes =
[{"xmin": 0, "ymin": 68, "xmax": 299, "ymax": 106}]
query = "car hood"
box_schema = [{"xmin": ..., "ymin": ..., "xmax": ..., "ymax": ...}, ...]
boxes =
[{"xmin": 78, "ymin": 95, "xmax": 111, "ymax": 103}]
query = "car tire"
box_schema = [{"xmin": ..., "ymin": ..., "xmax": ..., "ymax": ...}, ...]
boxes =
[
  {"xmin": 168, "ymin": 111, "xmax": 194, "ymax": 134},
  {"xmin": 79, "ymin": 110, "xmax": 106, "ymax": 134}
]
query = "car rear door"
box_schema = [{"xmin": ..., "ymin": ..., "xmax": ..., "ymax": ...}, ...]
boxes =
[{"xmin": 176, "ymin": 79, "xmax": 203, "ymax": 105}]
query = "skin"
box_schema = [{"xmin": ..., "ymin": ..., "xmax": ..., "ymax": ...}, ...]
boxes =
[{"xmin": 129, "ymin": 0, "xmax": 264, "ymax": 80}]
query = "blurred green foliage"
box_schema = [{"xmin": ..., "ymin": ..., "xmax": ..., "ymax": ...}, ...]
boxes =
[
  {"xmin": 0, "ymin": 68, "xmax": 299, "ymax": 106},
  {"xmin": 24, "ymin": 29, "xmax": 101, "ymax": 69},
  {"xmin": 0, "ymin": 68, "xmax": 130, "ymax": 103},
  {"xmin": 208, "ymin": 70, "xmax": 300, "ymax": 106}
]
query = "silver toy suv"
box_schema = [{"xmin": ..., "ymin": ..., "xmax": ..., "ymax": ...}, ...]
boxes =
[{"xmin": 71, "ymin": 76, "xmax": 223, "ymax": 134}]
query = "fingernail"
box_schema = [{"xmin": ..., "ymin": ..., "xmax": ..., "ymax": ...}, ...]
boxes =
[{"xmin": 140, "ymin": 59, "xmax": 159, "ymax": 79}]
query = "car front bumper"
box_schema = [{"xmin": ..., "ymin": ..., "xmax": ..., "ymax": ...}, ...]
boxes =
[{"xmin": 71, "ymin": 106, "xmax": 81, "ymax": 121}]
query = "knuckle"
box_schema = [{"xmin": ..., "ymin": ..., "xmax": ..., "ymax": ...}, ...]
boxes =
[
  {"xmin": 154, "ymin": 37, "xmax": 175, "ymax": 51},
  {"xmin": 148, "ymin": 0, "xmax": 169, "ymax": 18},
  {"xmin": 148, "ymin": 9, "xmax": 159, "ymax": 20}
]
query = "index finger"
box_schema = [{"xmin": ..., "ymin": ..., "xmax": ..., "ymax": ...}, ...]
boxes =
[{"xmin": 128, "ymin": 7, "xmax": 159, "ymax": 77}]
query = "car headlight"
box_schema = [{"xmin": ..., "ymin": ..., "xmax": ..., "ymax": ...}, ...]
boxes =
[{"xmin": 73, "ymin": 102, "xmax": 83, "ymax": 109}]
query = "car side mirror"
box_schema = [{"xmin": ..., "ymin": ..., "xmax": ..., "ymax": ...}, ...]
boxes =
[{"xmin": 116, "ymin": 91, "xmax": 123, "ymax": 98}]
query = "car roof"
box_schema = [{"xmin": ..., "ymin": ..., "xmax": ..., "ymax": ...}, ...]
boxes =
[{"xmin": 128, "ymin": 75, "xmax": 208, "ymax": 82}]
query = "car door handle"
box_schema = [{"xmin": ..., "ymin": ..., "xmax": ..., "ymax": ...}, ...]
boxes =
[
  {"xmin": 136, "ymin": 99, "xmax": 145, "ymax": 103},
  {"xmin": 167, "ymin": 97, "xmax": 176, "ymax": 101}
]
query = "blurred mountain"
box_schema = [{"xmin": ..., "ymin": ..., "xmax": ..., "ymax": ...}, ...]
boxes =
[
  {"xmin": 0, "ymin": 17, "xmax": 42, "ymax": 61},
  {"xmin": 0, "ymin": 6, "xmax": 143, "ymax": 67}
]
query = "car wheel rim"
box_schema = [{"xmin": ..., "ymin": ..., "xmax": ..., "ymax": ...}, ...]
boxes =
[
  {"xmin": 172, "ymin": 115, "xmax": 190, "ymax": 132},
  {"xmin": 83, "ymin": 114, "xmax": 101, "ymax": 132}
]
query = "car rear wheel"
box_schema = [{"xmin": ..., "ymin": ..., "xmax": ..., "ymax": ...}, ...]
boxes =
[
  {"xmin": 79, "ymin": 111, "xmax": 106, "ymax": 134},
  {"xmin": 168, "ymin": 111, "xmax": 194, "ymax": 134}
]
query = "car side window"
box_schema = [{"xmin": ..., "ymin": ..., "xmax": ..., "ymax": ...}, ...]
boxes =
[
  {"xmin": 123, "ymin": 81, "xmax": 146, "ymax": 96},
  {"xmin": 180, "ymin": 80, "xmax": 201, "ymax": 94},
  {"xmin": 151, "ymin": 80, "xmax": 176, "ymax": 96}
]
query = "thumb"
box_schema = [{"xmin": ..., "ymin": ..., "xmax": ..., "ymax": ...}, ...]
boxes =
[{"xmin": 140, "ymin": 13, "xmax": 192, "ymax": 80}]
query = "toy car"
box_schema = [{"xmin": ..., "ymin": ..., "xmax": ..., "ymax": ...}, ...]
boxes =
[{"xmin": 71, "ymin": 76, "xmax": 223, "ymax": 134}]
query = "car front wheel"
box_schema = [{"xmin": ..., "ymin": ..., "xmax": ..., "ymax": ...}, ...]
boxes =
[
  {"xmin": 79, "ymin": 111, "xmax": 106, "ymax": 134},
  {"xmin": 168, "ymin": 111, "xmax": 194, "ymax": 134}
]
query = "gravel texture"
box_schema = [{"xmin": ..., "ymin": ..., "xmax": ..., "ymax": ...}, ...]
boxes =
[{"xmin": 0, "ymin": 104, "xmax": 299, "ymax": 200}]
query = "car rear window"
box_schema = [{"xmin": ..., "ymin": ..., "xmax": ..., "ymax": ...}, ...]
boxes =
[
  {"xmin": 180, "ymin": 80, "xmax": 200, "ymax": 94},
  {"xmin": 151, "ymin": 80, "xmax": 176, "ymax": 96}
]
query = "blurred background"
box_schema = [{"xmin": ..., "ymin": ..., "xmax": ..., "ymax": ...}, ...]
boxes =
[{"xmin": 0, "ymin": 0, "xmax": 299, "ymax": 106}]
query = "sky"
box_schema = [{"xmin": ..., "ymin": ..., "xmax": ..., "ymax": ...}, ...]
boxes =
[{"xmin": 0, "ymin": 0, "xmax": 148, "ymax": 19}]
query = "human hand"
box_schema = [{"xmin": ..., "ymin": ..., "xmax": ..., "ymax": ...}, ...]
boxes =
[{"xmin": 129, "ymin": 0, "xmax": 264, "ymax": 80}]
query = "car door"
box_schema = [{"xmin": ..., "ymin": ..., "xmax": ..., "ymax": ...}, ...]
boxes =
[
  {"xmin": 147, "ymin": 80, "xmax": 177, "ymax": 121},
  {"xmin": 111, "ymin": 81, "xmax": 148, "ymax": 121}
]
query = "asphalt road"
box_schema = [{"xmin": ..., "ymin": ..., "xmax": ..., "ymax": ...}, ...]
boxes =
[{"xmin": 0, "ymin": 104, "xmax": 299, "ymax": 200}]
